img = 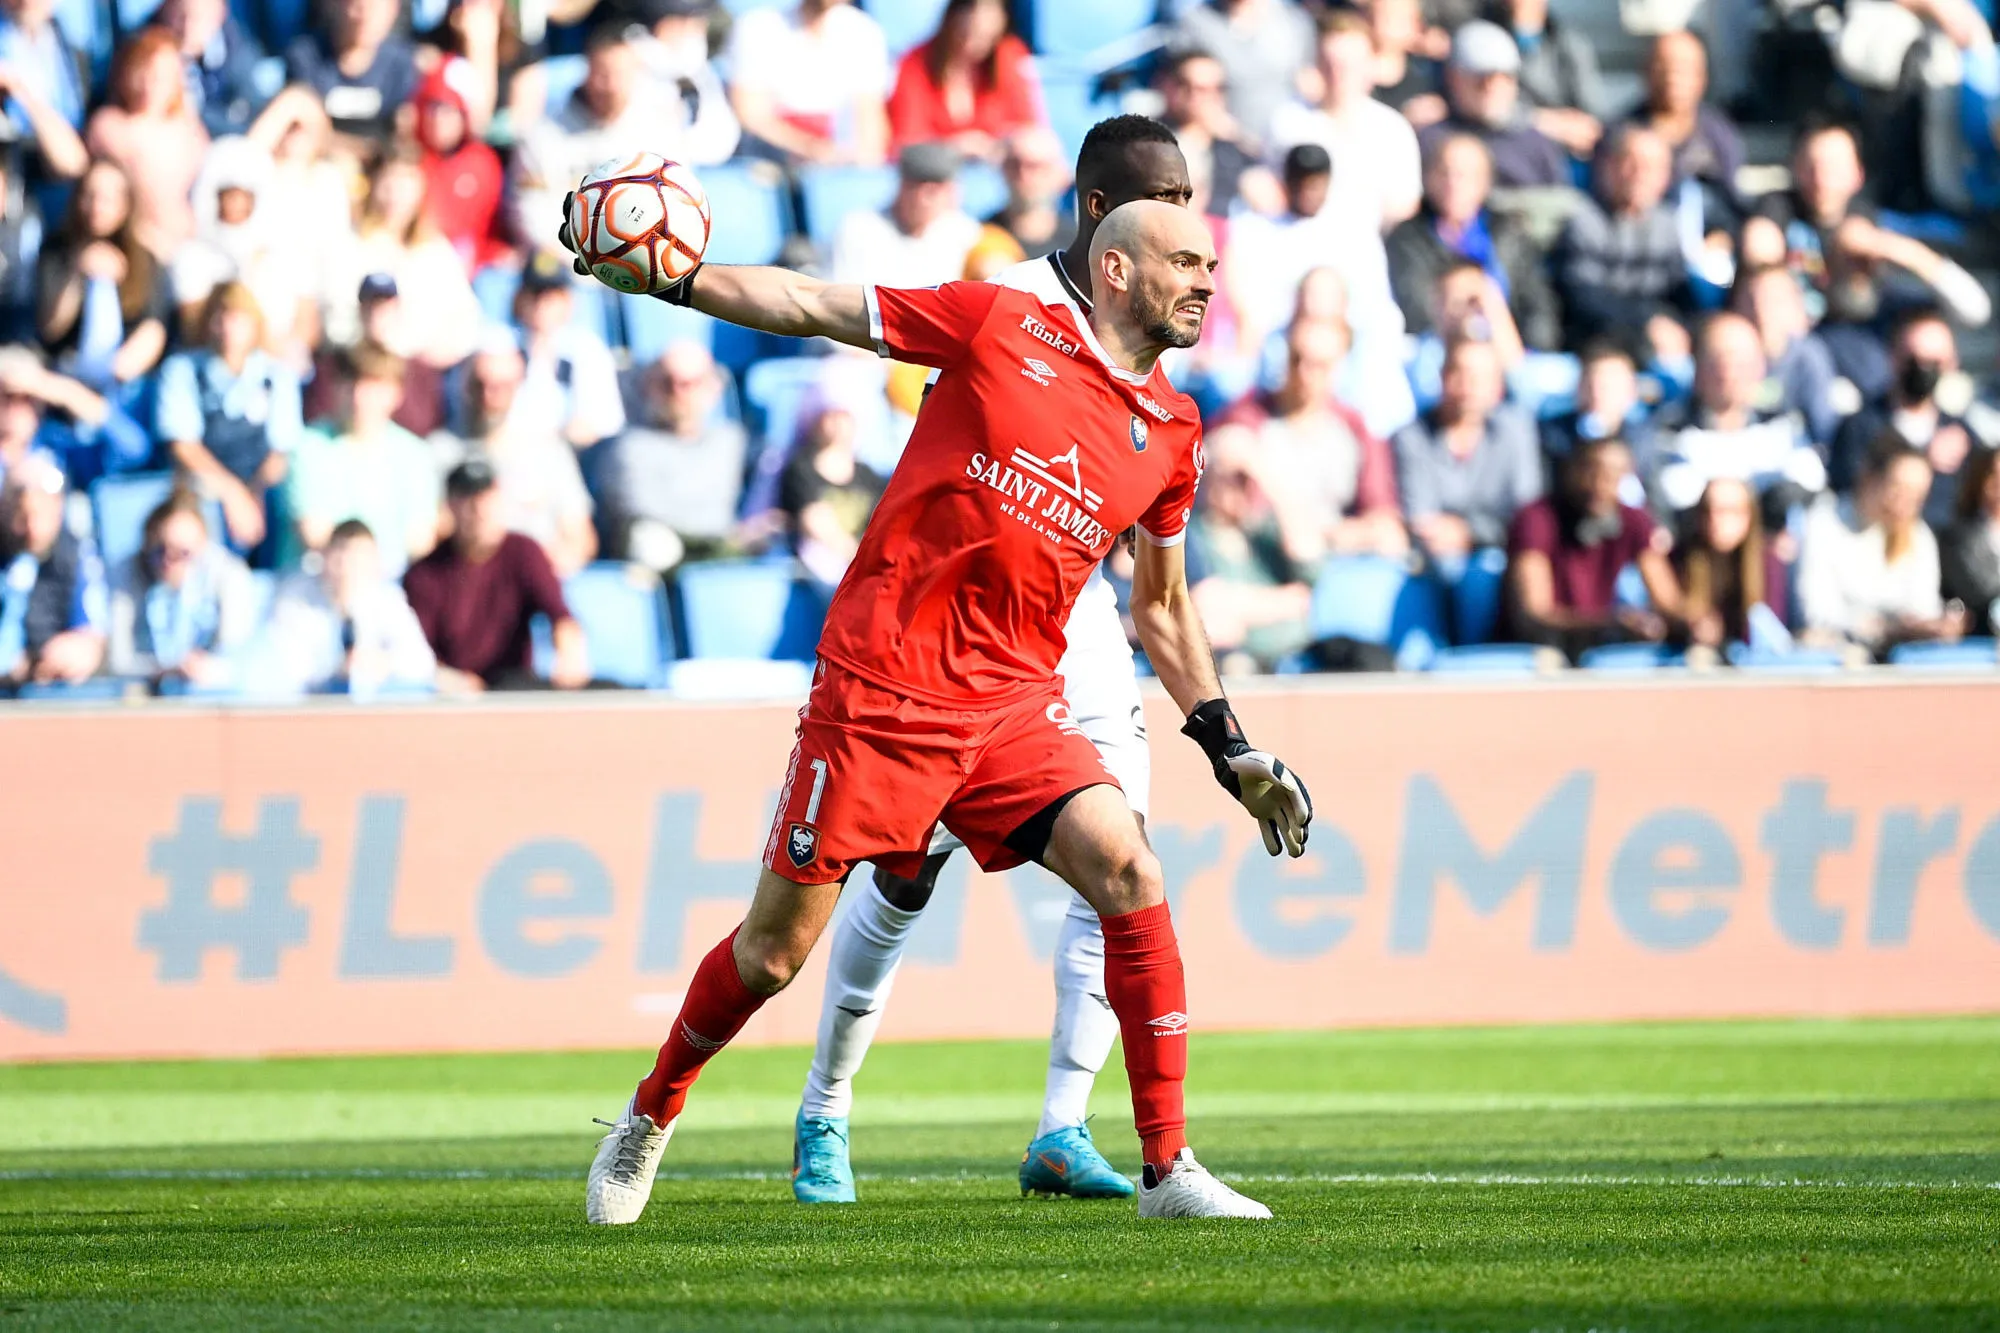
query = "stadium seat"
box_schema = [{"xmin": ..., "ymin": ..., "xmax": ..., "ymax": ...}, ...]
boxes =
[
  {"xmin": 721, "ymin": 0, "xmax": 789, "ymax": 12},
  {"xmin": 622, "ymin": 296, "xmax": 716, "ymax": 364},
  {"xmin": 1445, "ymin": 547, "xmax": 1509, "ymax": 646},
  {"xmin": 1037, "ymin": 61, "xmax": 1116, "ymax": 160},
  {"xmin": 541, "ymin": 54, "xmax": 588, "ymax": 115},
  {"xmin": 1886, "ymin": 638, "xmax": 2000, "ymax": 670},
  {"xmin": 799, "ymin": 165, "xmax": 899, "ymax": 248},
  {"xmin": 1427, "ymin": 644, "xmax": 1549, "ymax": 676},
  {"xmin": 1028, "ymin": 0, "xmax": 1157, "ymax": 59},
  {"xmin": 664, "ymin": 658, "xmax": 816, "ymax": 699},
  {"xmin": 677, "ymin": 560, "xmax": 826, "ymax": 660},
  {"xmin": 865, "ymin": 0, "xmax": 950, "ymax": 55},
  {"xmin": 1725, "ymin": 644, "xmax": 1850, "ymax": 674},
  {"xmin": 698, "ymin": 163, "xmax": 793, "ymax": 266},
  {"xmin": 91, "ymin": 474, "xmax": 225, "ymax": 576},
  {"xmin": 957, "ymin": 159, "xmax": 1010, "ymax": 221},
  {"xmin": 1576, "ymin": 643, "xmax": 1685, "ymax": 672},
  {"xmin": 14, "ymin": 678, "xmax": 127, "ymax": 702},
  {"xmin": 1308, "ymin": 556, "xmax": 1447, "ymax": 667},
  {"xmin": 561, "ymin": 563, "xmax": 675, "ymax": 687}
]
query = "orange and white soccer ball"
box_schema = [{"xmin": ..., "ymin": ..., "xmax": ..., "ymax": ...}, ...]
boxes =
[{"xmin": 568, "ymin": 152, "xmax": 711, "ymax": 295}]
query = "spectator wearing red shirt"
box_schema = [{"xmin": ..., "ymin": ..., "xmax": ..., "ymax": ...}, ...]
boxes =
[
  {"xmin": 886, "ymin": 0, "xmax": 1043, "ymax": 162},
  {"xmin": 1505, "ymin": 434, "xmax": 1682, "ymax": 661},
  {"xmin": 403, "ymin": 457, "xmax": 590, "ymax": 692},
  {"xmin": 412, "ymin": 59, "xmax": 506, "ymax": 275}
]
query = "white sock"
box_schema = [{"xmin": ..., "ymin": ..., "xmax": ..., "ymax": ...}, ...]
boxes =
[
  {"xmin": 799, "ymin": 879, "xmax": 922, "ymax": 1121},
  {"xmin": 1037, "ymin": 893, "xmax": 1120, "ymax": 1138}
]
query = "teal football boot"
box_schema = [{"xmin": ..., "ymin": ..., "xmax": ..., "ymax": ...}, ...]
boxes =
[
  {"xmin": 1019, "ymin": 1122, "xmax": 1135, "ymax": 1199},
  {"xmin": 792, "ymin": 1111, "xmax": 856, "ymax": 1203}
]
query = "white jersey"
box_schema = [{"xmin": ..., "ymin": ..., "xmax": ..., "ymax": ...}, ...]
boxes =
[{"xmin": 925, "ymin": 251, "xmax": 1151, "ymax": 833}]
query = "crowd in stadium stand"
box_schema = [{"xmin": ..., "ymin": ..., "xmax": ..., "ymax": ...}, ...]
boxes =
[{"xmin": 6, "ymin": 0, "xmax": 2000, "ymax": 697}]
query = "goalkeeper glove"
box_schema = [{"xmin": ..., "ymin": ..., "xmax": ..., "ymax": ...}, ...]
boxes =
[
  {"xmin": 557, "ymin": 190, "xmax": 700, "ymax": 307},
  {"xmin": 1181, "ymin": 697, "xmax": 1313, "ymax": 858}
]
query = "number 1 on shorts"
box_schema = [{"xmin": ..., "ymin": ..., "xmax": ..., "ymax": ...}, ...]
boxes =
[{"xmin": 806, "ymin": 758, "xmax": 828, "ymax": 823}]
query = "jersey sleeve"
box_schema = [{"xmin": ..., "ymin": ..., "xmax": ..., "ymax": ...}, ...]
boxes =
[
  {"xmin": 1137, "ymin": 429, "xmax": 1206, "ymax": 547},
  {"xmin": 864, "ymin": 281, "xmax": 1003, "ymax": 369}
]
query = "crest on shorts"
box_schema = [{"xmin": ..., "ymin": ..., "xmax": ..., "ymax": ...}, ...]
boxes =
[
  {"xmin": 1129, "ymin": 415, "xmax": 1148, "ymax": 452},
  {"xmin": 786, "ymin": 822, "xmax": 819, "ymax": 868}
]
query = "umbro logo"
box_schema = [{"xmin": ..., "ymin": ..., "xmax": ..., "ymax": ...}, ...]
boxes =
[
  {"xmin": 680, "ymin": 1020, "xmax": 727, "ymax": 1052},
  {"xmin": 1021, "ymin": 356, "xmax": 1058, "ymax": 386},
  {"xmin": 1148, "ymin": 1011, "xmax": 1190, "ymax": 1037}
]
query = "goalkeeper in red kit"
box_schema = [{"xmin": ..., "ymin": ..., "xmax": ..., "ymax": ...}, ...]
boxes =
[{"xmin": 566, "ymin": 198, "xmax": 1313, "ymax": 1221}]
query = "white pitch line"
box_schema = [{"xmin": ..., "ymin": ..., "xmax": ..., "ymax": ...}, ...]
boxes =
[{"xmin": 1, "ymin": 1167, "xmax": 1994, "ymax": 1190}]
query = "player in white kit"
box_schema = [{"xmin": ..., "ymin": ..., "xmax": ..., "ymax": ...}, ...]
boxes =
[{"xmin": 790, "ymin": 117, "xmax": 1196, "ymax": 1204}]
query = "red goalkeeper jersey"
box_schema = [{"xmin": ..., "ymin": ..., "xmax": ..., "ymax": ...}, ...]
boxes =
[{"xmin": 814, "ymin": 280, "xmax": 1205, "ymax": 708}]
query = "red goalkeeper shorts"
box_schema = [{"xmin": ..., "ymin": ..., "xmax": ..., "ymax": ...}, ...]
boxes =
[{"xmin": 761, "ymin": 659, "xmax": 1120, "ymax": 885}]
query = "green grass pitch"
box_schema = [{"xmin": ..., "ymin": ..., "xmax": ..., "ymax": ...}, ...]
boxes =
[{"xmin": 2, "ymin": 1018, "xmax": 1997, "ymax": 1331}]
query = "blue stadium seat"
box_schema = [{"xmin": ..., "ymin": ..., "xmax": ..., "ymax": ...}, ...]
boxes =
[
  {"xmin": 721, "ymin": 0, "xmax": 789, "ymax": 12},
  {"xmin": 1577, "ymin": 643, "xmax": 1685, "ymax": 672},
  {"xmin": 700, "ymin": 162, "xmax": 793, "ymax": 266},
  {"xmin": 1445, "ymin": 546, "xmax": 1509, "ymax": 646},
  {"xmin": 622, "ymin": 296, "xmax": 716, "ymax": 364},
  {"xmin": 231, "ymin": 0, "xmax": 308, "ymax": 54},
  {"xmin": 742, "ymin": 356, "xmax": 837, "ymax": 450},
  {"xmin": 1037, "ymin": 62, "xmax": 1116, "ymax": 160},
  {"xmin": 865, "ymin": 0, "xmax": 949, "ymax": 56},
  {"xmin": 799, "ymin": 165, "xmax": 898, "ymax": 248},
  {"xmin": 1028, "ymin": 0, "xmax": 1156, "ymax": 59},
  {"xmin": 958, "ymin": 159, "xmax": 1010, "ymax": 221},
  {"xmin": 561, "ymin": 562, "xmax": 674, "ymax": 686},
  {"xmin": 677, "ymin": 560, "xmax": 826, "ymax": 660},
  {"xmin": 1308, "ymin": 556, "xmax": 1446, "ymax": 668},
  {"xmin": 1886, "ymin": 638, "xmax": 2000, "ymax": 670},
  {"xmin": 91, "ymin": 474, "xmax": 225, "ymax": 577},
  {"xmin": 1725, "ymin": 644, "xmax": 1850, "ymax": 675},
  {"xmin": 1427, "ymin": 644, "xmax": 1548, "ymax": 676},
  {"xmin": 14, "ymin": 678, "xmax": 127, "ymax": 702},
  {"xmin": 542, "ymin": 54, "xmax": 588, "ymax": 115},
  {"xmin": 665, "ymin": 658, "xmax": 816, "ymax": 699}
]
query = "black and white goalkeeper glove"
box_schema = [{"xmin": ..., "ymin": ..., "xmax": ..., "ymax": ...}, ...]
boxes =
[
  {"xmin": 1181, "ymin": 697, "xmax": 1313, "ymax": 857},
  {"xmin": 557, "ymin": 190, "xmax": 700, "ymax": 306}
]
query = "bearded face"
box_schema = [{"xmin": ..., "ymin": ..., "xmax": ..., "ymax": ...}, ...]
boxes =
[{"xmin": 1130, "ymin": 263, "xmax": 1207, "ymax": 349}]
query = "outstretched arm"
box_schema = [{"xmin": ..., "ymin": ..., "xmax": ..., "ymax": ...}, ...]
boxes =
[{"xmin": 681, "ymin": 265, "xmax": 874, "ymax": 351}]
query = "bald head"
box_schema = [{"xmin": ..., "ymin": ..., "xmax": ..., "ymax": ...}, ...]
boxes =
[{"xmin": 1088, "ymin": 200, "xmax": 1217, "ymax": 361}]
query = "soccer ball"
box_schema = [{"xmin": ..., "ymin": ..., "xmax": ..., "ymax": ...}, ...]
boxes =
[{"xmin": 568, "ymin": 152, "xmax": 712, "ymax": 295}]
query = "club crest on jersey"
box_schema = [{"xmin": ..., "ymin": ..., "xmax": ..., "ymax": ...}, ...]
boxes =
[
  {"xmin": 1021, "ymin": 356, "xmax": 1058, "ymax": 386},
  {"xmin": 786, "ymin": 823, "xmax": 818, "ymax": 868},
  {"xmin": 1129, "ymin": 415, "xmax": 1148, "ymax": 452}
]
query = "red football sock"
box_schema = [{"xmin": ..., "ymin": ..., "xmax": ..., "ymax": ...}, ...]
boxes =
[
  {"xmin": 633, "ymin": 928, "xmax": 765, "ymax": 1124},
  {"xmin": 1099, "ymin": 901, "xmax": 1189, "ymax": 1175}
]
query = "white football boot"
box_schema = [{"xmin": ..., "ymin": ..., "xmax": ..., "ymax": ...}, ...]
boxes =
[
  {"xmin": 585, "ymin": 1097, "xmax": 676, "ymax": 1224},
  {"xmin": 1136, "ymin": 1149, "xmax": 1273, "ymax": 1220}
]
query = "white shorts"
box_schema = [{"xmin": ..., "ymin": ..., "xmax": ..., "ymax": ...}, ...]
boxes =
[{"xmin": 927, "ymin": 570, "xmax": 1148, "ymax": 856}]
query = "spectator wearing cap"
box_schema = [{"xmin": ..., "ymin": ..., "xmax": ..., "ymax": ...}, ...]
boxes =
[
  {"xmin": 1266, "ymin": 11, "xmax": 1422, "ymax": 231},
  {"xmin": 412, "ymin": 59, "xmax": 506, "ymax": 276},
  {"xmin": 1506, "ymin": 434, "xmax": 1682, "ymax": 662},
  {"xmin": 512, "ymin": 255, "xmax": 627, "ymax": 448},
  {"xmin": 981, "ymin": 127, "xmax": 1073, "ymax": 259},
  {"xmin": 325, "ymin": 143, "xmax": 483, "ymax": 367},
  {"xmin": 171, "ymin": 136, "xmax": 314, "ymax": 358},
  {"xmin": 37, "ymin": 159, "xmax": 172, "ymax": 396},
  {"xmin": 599, "ymin": 340, "xmax": 748, "ymax": 571},
  {"xmin": 0, "ymin": 0, "xmax": 90, "ymax": 158},
  {"xmin": 1393, "ymin": 335, "xmax": 1545, "ymax": 563},
  {"xmin": 1742, "ymin": 121, "xmax": 1990, "ymax": 397},
  {"xmin": 432, "ymin": 334, "xmax": 596, "ymax": 576},
  {"xmin": 1156, "ymin": 51, "xmax": 1276, "ymax": 220},
  {"xmin": 1417, "ymin": 19, "xmax": 1570, "ymax": 190},
  {"xmin": 1496, "ymin": 0, "xmax": 1605, "ymax": 158},
  {"xmin": 887, "ymin": 0, "xmax": 1043, "ymax": 161},
  {"xmin": 283, "ymin": 344, "xmax": 440, "ymax": 575},
  {"xmin": 1732, "ymin": 262, "xmax": 1842, "ymax": 450},
  {"xmin": 831, "ymin": 142, "xmax": 982, "ymax": 288},
  {"xmin": 1387, "ymin": 131, "xmax": 1560, "ymax": 352},
  {"xmin": 513, "ymin": 23, "xmax": 727, "ymax": 257},
  {"xmin": 87, "ymin": 29, "xmax": 210, "ymax": 258},
  {"xmin": 159, "ymin": 0, "xmax": 274, "ymax": 139},
  {"xmin": 257, "ymin": 517, "xmax": 434, "ymax": 694},
  {"xmin": 726, "ymin": 0, "xmax": 890, "ymax": 167},
  {"xmin": 304, "ymin": 275, "xmax": 448, "ymax": 437},
  {"xmin": 1226, "ymin": 142, "xmax": 1402, "ymax": 359},
  {"xmin": 627, "ymin": 0, "xmax": 739, "ymax": 166},
  {"xmin": 156, "ymin": 281, "xmax": 303, "ymax": 556},
  {"xmin": 1798, "ymin": 445, "xmax": 1964, "ymax": 658},
  {"xmin": 1553, "ymin": 123, "xmax": 1693, "ymax": 360},
  {"xmin": 281, "ymin": 0, "xmax": 419, "ymax": 148},
  {"xmin": 1166, "ymin": 0, "xmax": 1315, "ymax": 151},
  {"xmin": 0, "ymin": 344, "xmax": 150, "ymax": 491},
  {"xmin": 1221, "ymin": 318, "xmax": 1407, "ymax": 563},
  {"xmin": 106, "ymin": 487, "xmax": 257, "ymax": 688},
  {"xmin": 0, "ymin": 453, "xmax": 106, "ymax": 688},
  {"xmin": 1649, "ymin": 312, "xmax": 1825, "ymax": 519},
  {"xmin": 404, "ymin": 459, "xmax": 590, "ymax": 693},
  {"xmin": 1829, "ymin": 309, "xmax": 1987, "ymax": 527}
]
